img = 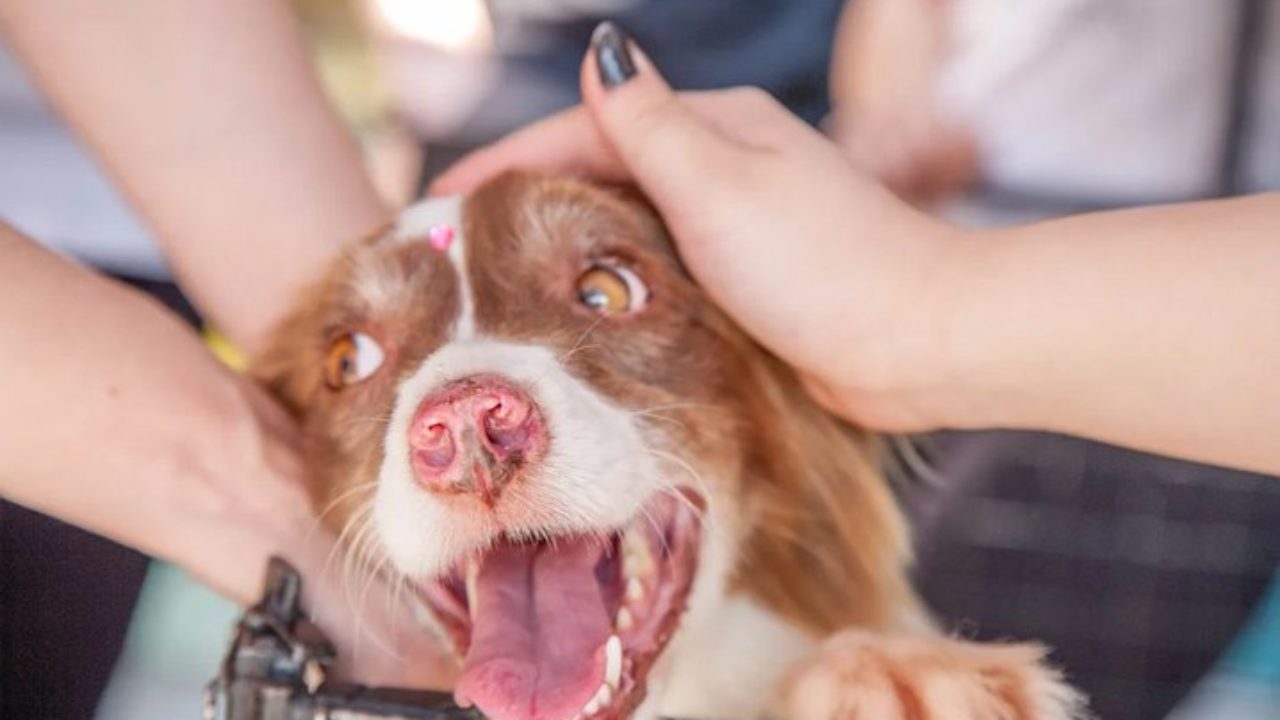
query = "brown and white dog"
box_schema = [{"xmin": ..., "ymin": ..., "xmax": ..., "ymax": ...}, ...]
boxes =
[{"xmin": 253, "ymin": 172, "xmax": 1084, "ymax": 720}]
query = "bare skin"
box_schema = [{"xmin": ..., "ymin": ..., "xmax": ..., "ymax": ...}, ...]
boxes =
[
  {"xmin": 0, "ymin": 0, "xmax": 386, "ymax": 352},
  {"xmin": 828, "ymin": 0, "xmax": 979, "ymax": 206},
  {"xmin": 0, "ymin": 1, "xmax": 451, "ymax": 685},
  {"xmin": 0, "ymin": 224, "xmax": 454, "ymax": 686},
  {"xmin": 435, "ymin": 35, "xmax": 1280, "ymax": 476}
]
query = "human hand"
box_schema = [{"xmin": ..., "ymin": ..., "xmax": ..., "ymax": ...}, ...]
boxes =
[
  {"xmin": 0, "ymin": 223, "xmax": 455, "ymax": 688},
  {"xmin": 434, "ymin": 24, "xmax": 966, "ymax": 432},
  {"xmin": 206, "ymin": 376, "xmax": 458, "ymax": 688}
]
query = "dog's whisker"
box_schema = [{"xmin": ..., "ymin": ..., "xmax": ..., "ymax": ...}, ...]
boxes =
[
  {"xmin": 562, "ymin": 343, "xmax": 604, "ymax": 363},
  {"xmin": 630, "ymin": 401, "xmax": 714, "ymax": 415},
  {"xmin": 630, "ymin": 410, "xmax": 690, "ymax": 431},
  {"xmin": 644, "ymin": 447, "xmax": 713, "ymax": 513},
  {"xmin": 305, "ymin": 481, "xmax": 379, "ymax": 545},
  {"xmin": 344, "ymin": 513, "xmax": 390, "ymax": 660},
  {"xmin": 324, "ymin": 503, "xmax": 374, "ymax": 590},
  {"xmin": 562, "ymin": 314, "xmax": 610, "ymax": 363}
]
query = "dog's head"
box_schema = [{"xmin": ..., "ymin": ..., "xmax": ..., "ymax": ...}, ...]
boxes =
[{"xmin": 254, "ymin": 172, "xmax": 913, "ymax": 720}]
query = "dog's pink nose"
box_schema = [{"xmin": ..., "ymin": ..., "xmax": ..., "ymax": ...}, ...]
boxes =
[{"xmin": 407, "ymin": 375, "xmax": 545, "ymax": 505}]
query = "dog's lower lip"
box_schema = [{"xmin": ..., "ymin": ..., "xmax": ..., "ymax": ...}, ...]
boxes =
[{"xmin": 416, "ymin": 490, "xmax": 703, "ymax": 720}]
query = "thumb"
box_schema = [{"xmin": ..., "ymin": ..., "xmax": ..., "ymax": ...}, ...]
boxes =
[{"xmin": 581, "ymin": 23, "xmax": 740, "ymax": 210}]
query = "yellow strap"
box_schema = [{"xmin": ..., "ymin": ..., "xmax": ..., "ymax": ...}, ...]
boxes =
[{"xmin": 203, "ymin": 327, "xmax": 247, "ymax": 372}]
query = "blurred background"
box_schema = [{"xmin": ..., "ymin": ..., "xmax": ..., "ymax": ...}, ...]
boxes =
[{"xmin": 1, "ymin": 1, "xmax": 1279, "ymax": 719}]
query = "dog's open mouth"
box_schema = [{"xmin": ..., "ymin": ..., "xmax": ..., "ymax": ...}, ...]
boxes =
[{"xmin": 420, "ymin": 490, "xmax": 703, "ymax": 720}]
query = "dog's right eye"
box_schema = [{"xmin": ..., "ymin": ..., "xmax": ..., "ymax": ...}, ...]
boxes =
[
  {"xmin": 324, "ymin": 331, "xmax": 385, "ymax": 389},
  {"xmin": 576, "ymin": 262, "xmax": 649, "ymax": 315}
]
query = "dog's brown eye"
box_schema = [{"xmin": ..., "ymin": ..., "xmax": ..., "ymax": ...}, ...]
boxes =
[
  {"xmin": 576, "ymin": 263, "xmax": 648, "ymax": 314},
  {"xmin": 324, "ymin": 331, "xmax": 385, "ymax": 389}
]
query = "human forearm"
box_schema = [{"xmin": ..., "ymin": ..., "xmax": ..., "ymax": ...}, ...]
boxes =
[
  {"xmin": 0, "ymin": 223, "xmax": 311, "ymax": 604},
  {"xmin": 0, "ymin": 224, "xmax": 454, "ymax": 683},
  {"xmin": 935, "ymin": 194, "xmax": 1280, "ymax": 473},
  {"xmin": 828, "ymin": 0, "xmax": 974, "ymax": 204},
  {"xmin": 0, "ymin": 0, "xmax": 386, "ymax": 352},
  {"xmin": 435, "ymin": 38, "xmax": 1279, "ymax": 474},
  {"xmin": 830, "ymin": 0, "xmax": 946, "ymax": 118}
]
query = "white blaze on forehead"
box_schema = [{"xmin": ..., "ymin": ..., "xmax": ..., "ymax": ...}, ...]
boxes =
[{"xmin": 393, "ymin": 195, "xmax": 477, "ymax": 338}]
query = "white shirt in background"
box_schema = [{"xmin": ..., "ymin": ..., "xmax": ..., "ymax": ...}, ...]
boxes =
[{"xmin": 939, "ymin": 0, "xmax": 1279, "ymax": 219}]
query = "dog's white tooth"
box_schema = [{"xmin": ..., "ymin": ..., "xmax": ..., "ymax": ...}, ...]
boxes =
[
  {"xmin": 594, "ymin": 683, "xmax": 614, "ymax": 708},
  {"xmin": 622, "ymin": 527, "xmax": 654, "ymax": 579},
  {"xmin": 605, "ymin": 635, "xmax": 623, "ymax": 690},
  {"xmin": 615, "ymin": 607, "xmax": 633, "ymax": 632},
  {"xmin": 625, "ymin": 577, "xmax": 644, "ymax": 603},
  {"xmin": 583, "ymin": 698, "xmax": 601, "ymax": 717}
]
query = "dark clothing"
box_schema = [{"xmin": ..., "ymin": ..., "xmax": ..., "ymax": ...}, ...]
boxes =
[
  {"xmin": 0, "ymin": 503, "xmax": 149, "ymax": 719},
  {"xmin": 477, "ymin": 0, "xmax": 840, "ymax": 136},
  {"xmin": 421, "ymin": 0, "xmax": 843, "ymax": 181},
  {"xmin": 0, "ymin": 278, "xmax": 196, "ymax": 719},
  {"xmin": 913, "ymin": 432, "xmax": 1280, "ymax": 720}
]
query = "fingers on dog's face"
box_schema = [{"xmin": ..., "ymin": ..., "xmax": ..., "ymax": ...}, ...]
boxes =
[
  {"xmin": 255, "ymin": 172, "xmax": 741, "ymax": 521},
  {"xmin": 432, "ymin": 110, "xmax": 625, "ymax": 195}
]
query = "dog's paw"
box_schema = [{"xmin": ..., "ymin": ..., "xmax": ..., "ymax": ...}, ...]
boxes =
[{"xmin": 780, "ymin": 631, "xmax": 1086, "ymax": 720}]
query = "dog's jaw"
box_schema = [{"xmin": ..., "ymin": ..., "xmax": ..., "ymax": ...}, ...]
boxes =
[{"xmin": 372, "ymin": 338, "xmax": 747, "ymax": 720}]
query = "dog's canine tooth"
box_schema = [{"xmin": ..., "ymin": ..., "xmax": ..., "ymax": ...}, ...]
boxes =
[
  {"xmin": 605, "ymin": 635, "xmax": 623, "ymax": 690},
  {"xmin": 615, "ymin": 607, "xmax": 634, "ymax": 632},
  {"xmin": 625, "ymin": 577, "xmax": 645, "ymax": 603},
  {"xmin": 594, "ymin": 683, "xmax": 614, "ymax": 709},
  {"xmin": 622, "ymin": 526, "xmax": 655, "ymax": 579}
]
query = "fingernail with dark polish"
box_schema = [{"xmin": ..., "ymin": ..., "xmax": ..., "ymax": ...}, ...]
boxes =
[{"xmin": 592, "ymin": 21, "xmax": 637, "ymax": 88}]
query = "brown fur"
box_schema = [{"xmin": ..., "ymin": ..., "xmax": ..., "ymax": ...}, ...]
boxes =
[
  {"xmin": 251, "ymin": 171, "xmax": 1080, "ymax": 720},
  {"xmin": 460, "ymin": 173, "xmax": 915, "ymax": 634},
  {"xmin": 254, "ymin": 235, "xmax": 459, "ymax": 518}
]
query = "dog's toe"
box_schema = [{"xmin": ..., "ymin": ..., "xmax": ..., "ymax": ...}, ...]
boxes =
[{"xmin": 781, "ymin": 631, "xmax": 1086, "ymax": 720}]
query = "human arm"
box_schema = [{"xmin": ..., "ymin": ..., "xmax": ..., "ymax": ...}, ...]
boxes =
[
  {"xmin": 932, "ymin": 195, "xmax": 1280, "ymax": 474},
  {"xmin": 0, "ymin": 0, "xmax": 386, "ymax": 352},
  {"xmin": 0, "ymin": 223, "xmax": 453, "ymax": 686},
  {"xmin": 434, "ymin": 25, "xmax": 1280, "ymax": 475},
  {"xmin": 828, "ymin": 0, "xmax": 978, "ymax": 204}
]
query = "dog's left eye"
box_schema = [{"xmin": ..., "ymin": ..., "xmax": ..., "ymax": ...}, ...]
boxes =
[
  {"xmin": 324, "ymin": 331, "xmax": 385, "ymax": 389},
  {"xmin": 576, "ymin": 262, "xmax": 649, "ymax": 314}
]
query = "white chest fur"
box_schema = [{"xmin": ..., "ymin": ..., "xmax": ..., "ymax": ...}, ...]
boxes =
[{"xmin": 653, "ymin": 598, "xmax": 814, "ymax": 720}]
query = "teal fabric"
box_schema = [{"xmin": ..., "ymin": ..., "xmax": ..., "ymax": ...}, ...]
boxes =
[
  {"xmin": 95, "ymin": 563, "xmax": 237, "ymax": 720},
  {"xmin": 1166, "ymin": 569, "xmax": 1280, "ymax": 719},
  {"xmin": 1219, "ymin": 569, "xmax": 1280, "ymax": 683}
]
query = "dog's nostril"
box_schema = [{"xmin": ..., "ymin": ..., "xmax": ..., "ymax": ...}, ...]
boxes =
[
  {"xmin": 416, "ymin": 423, "xmax": 456, "ymax": 469},
  {"xmin": 484, "ymin": 411, "xmax": 532, "ymax": 452},
  {"xmin": 481, "ymin": 393, "xmax": 533, "ymax": 450},
  {"xmin": 409, "ymin": 375, "xmax": 545, "ymax": 497}
]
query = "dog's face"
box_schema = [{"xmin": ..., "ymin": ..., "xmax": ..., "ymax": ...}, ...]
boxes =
[{"xmin": 255, "ymin": 173, "xmax": 911, "ymax": 720}]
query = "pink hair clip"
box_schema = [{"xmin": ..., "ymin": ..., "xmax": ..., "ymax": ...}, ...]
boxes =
[{"xmin": 427, "ymin": 224, "xmax": 455, "ymax": 252}]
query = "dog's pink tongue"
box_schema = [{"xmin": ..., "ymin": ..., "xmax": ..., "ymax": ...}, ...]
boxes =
[{"xmin": 455, "ymin": 539, "xmax": 611, "ymax": 720}]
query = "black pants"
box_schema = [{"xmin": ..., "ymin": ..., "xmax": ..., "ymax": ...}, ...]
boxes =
[
  {"xmin": 914, "ymin": 431, "xmax": 1280, "ymax": 720},
  {"xmin": 0, "ymin": 276, "xmax": 198, "ymax": 720}
]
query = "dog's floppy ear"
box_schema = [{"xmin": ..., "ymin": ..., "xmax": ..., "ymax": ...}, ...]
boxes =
[
  {"xmin": 250, "ymin": 219, "xmax": 397, "ymax": 419},
  {"xmin": 248, "ymin": 271, "xmax": 347, "ymax": 421},
  {"xmin": 731, "ymin": 344, "xmax": 921, "ymax": 635}
]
